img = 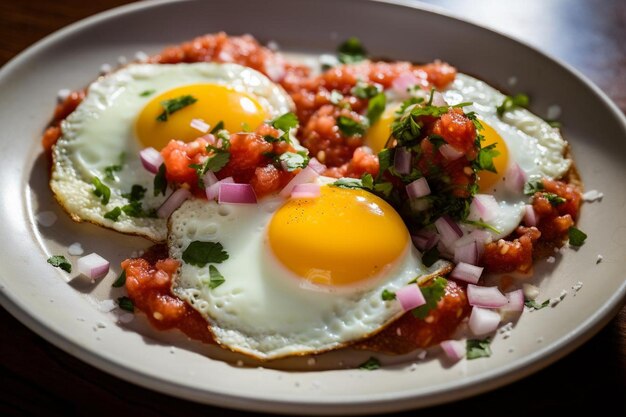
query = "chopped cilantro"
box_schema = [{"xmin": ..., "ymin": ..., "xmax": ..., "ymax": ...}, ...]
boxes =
[
  {"xmin": 208, "ymin": 265, "xmax": 225, "ymax": 289},
  {"xmin": 568, "ymin": 226, "xmax": 587, "ymax": 246},
  {"xmin": 210, "ymin": 120, "xmax": 225, "ymax": 134},
  {"xmin": 358, "ymin": 357, "xmax": 381, "ymax": 370},
  {"xmin": 381, "ymin": 289, "xmax": 396, "ymax": 301},
  {"xmin": 473, "ymin": 143, "xmax": 500, "ymax": 173},
  {"xmin": 139, "ymin": 89, "xmax": 156, "ymax": 97},
  {"xmin": 117, "ymin": 296, "xmax": 134, "ymax": 312},
  {"xmin": 367, "ymin": 93, "xmax": 386, "ymax": 125},
  {"xmin": 360, "ymin": 173, "xmax": 374, "ymax": 190},
  {"xmin": 91, "ymin": 177, "xmax": 111, "ymax": 205},
  {"xmin": 525, "ymin": 299, "xmax": 550, "ymax": 310},
  {"xmin": 428, "ymin": 134, "xmax": 446, "ymax": 149},
  {"xmin": 337, "ymin": 37, "xmax": 366, "ymax": 64},
  {"xmin": 103, "ymin": 154, "xmax": 125, "ymax": 181},
  {"xmin": 331, "ymin": 177, "xmax": 365, "ymax": 189},
  {"xmin": 156, "ymin": 95, "xmax": 197, "ymax": 122},
  {"xmin": 241, "ymin": 122, "xmax": 251, "ymax": 132},
  {"xmin": 412, "ymin": 277, "xmax": 447, "ymax": 319},
  {"xmin": 104, "ymin": 206, "xmax": 122, "ymax": 221},
  {"xmin": 466, "ymin": 338, "xmax": 492, "ymax": 359},
  {"xmin": 121, "ymin": 201, "xmax": 151, "ymax": 218},
  {"xmin": 376, "ymin": 148, "xmax": 392, "ymax": 180},
  {"xmin": 112, "ymin": 270, "xmax": 126, "ymax": 288},
  {"xmin": 182, "ymin": 241, "xmax": 229, "ymax": 267},
  {"xmin": 351, "ymin": 82, "xmax": 380, "ymax": 99},
  {"xmin": 122, "ymin": 184, "xmax": 147, "ymax": 202},
  {"xmin": 271, "ymin": 112, "xmax": 299, "ymax": 143},
  {"xmin": 543, "ymin": 192, "xmax": 566, "ymax": 206},
  {"xmin": 524, "ymin": 179, "xmax": 544, "ymax": 195},
  {"xmin": 336, "ymin": 115, "xmax": 366, "ymax": 136},
  {"xmin": 421, "ymin": 246, "xmax": 440, "ymax": 268},
  {"xmin": 153, "ymin": 163, "xmax": 167, "ymax": 196},
  {"xmin": 373, "ymin": 181, "xmax": 393, "ymax": 197},
  {"xmin": 189, "ymin": 151, "xmax": 230, "ymax": 187},
  {"xmin": 47, "ymin": 255, "xmax": 72, "ymax": 273},
  {"xmin": 496, "ymin": 93, "xmax": 529, "ymax": 117},
  {"xmin": 278, "ymin": 152, "xmax": 310, "ymax": 172}
]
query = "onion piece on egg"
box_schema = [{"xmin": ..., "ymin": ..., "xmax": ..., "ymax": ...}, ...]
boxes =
[
  {"xmin": 190, "ymin": 118, "xmax": 210, "ymax": 133},
  {"xmin": 396, "ymin": 284, "xmax": 426, "ymax": 311},
  {"xmin": 440, "ymin": 339, "xmax": 465, "ymax": 362},
  {"xmin": 157, "ymin": 188, "xmax": 191, "ymax": 218},
  {"xmin": 291, "ymin": 183, "xmax": 321, "ymax": 199},
  {"xmin": 139, "ymin": 147, "xmax": 163, "ymax": 174},
  {"xmin": 467, "ymin": 194, "xmax": 500, "ymax": 222},
  {"xmin": 467, "ymin": 284, "xmax": 508, "ymax": 308},
  {"xmin": 307, "ymin": 157, "xmax": 327, "ymax": 174},
  {"xmin": 77, "ymin": 253, "xmax": 110, "ymax": 279},
  {"xmin": 450, "ymin": 262, "xmax": 483, "ymax": 284},
  {"xmin": 205, "ymin": 176, "xmax": 234, "ymax": 200},
  {"xmin": 468, "ymin": 306, "xmax": 501, "ymax": 336},
  {"xmin": 504, "ymin": 162, "xmax": 527, "ymax": 193},
  {"xmin": 279, "ymin": 166, "xmax": 320, "ymax": 198},
  {"xmin": 218, "ymin": 183, "xmax": 258, "ymax": 205}
]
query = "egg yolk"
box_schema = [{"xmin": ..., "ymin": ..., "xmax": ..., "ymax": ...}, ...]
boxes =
[
  {"xmin": 365, "ymin": 104, "xmax": 400, "ymax": 153},
  {"xmin": 135, "ymin": 84, "xmax": 267, "ymax": 150},
  {"xmin": 268, "ymin": 186, "xmax": 410, "ymax": 287}
]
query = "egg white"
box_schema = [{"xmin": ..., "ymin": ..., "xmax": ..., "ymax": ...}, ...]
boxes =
[
  {"xmin": 169, "ymin": 188, "xmax": 451, "ymax": 360},
  {"xmin": 50, "ymin": 63, "xmax": 294, "ymax": 241}
]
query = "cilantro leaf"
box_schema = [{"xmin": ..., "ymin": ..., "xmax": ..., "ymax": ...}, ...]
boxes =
[
  {"xmin": 104, "ymin": 206, "xmax": 122, "ymax": 221},
  {"xmin": 190, "ymin": 152, "xmax": 231, "ymax": 187},
  {"xmin": 271, "ymin": 112, "xmax": 299, "ymax": 143},
  {"xmin": 103, "ymin": 153, "xmax": 125, "ymax": 181},
  {"xmin": 338, "ymin": 37, "xmax": 367, "ymax": 64},
  {"xmin": 367, "ymin": 93, "xmax": 386, "ymax": 125},
  {"xmin": 351, "ymin": 82, "xmax": 380, "ymax": 99},
  {"xmin": 466, "ymin": 338, "xmax": 492, "ymax": 359},
  {"xmin": 543, "ymin": 192, "xmax": 566, "ymax": 206},
  {"xmin": 156, "ymin": 95, "xmax": 197, "ymax": 122},
  {"xmin": 381, "ymin": 289, "xmax": 396, "ymax": 301},
  {"xmin": 117, "ymin": 296, "xmax": 134, "ymax": 312},
  {"xmin": 153, "ymin": 163, "xmax": 167, "ymax": 196},
  {"xmin": 210, "ymin": 120, "xmax": 225, "ymax": 134},
  {"xmin": 278, "ymin": 152, "xmax": 309, "ymax": 172},
  {"xmin": 47, "ymin": 255, "xmax": 72, "ymax": 273},
  {"xmin": 336, "ymin": 115, "xmax": 366, "ymax": 136},
  {"xmin": 112, "ymin": 270, "xmax": 126, "ymax": 288},
  {"xmin": 121, "ymin": 201, "xmax": 151, "ymax": 218},
  {"xmin": 358, "ymin": 357, "xmax": 381, "ymax": 370},
  {"xmin": 496, "ymin": 93, "xmax": 529, "ymax": 117},
  {"xmin": 208, "ymin": 265, "xmax": 225, "ymax": 289},
  {"xmin": 568, "ymin": 226, "xmax": 587, "ymax": 246},
  {"xmin": 525, "ymin": 299, "xmax": 549, "ymax": 310},
  {"xmin": 524, "ymin": 179, "xmax": 544, "ymax": 195},
  {"xmin": 421, "ymin": 246, "xmax": 440, "ymax": 268},
  {"xmin": 331, "ymin": 177, "xmax": 364, "ymax": 189},
  {"xmin": 182, "ymin": 241, "xmax": 229, "ymax": 267},
  {"xmin": 122, "ymin": 184, "xmax": 147, "ymax": 202},
  {"xmin": 474, "ymin": 143, "xmax": 500, "ymax": 173},
  {"xmin": 412, "ymin": 277, "xmax": 447, "ymax": 319},
  {"xmin": 91, "ymin": 177, "xmax": 111, "ymax": 205},
  {"xmin": 139, "ymin": 89, "xmax": 155, "ymax": 97},
  {"xmin": 428, "ymin": 134, "xmax": 446, "ymax": 149}
]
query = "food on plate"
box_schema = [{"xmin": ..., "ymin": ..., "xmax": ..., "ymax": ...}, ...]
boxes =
[{"xmin": 42, "ymin": 33, "xmax": 582, "ymax": 364}]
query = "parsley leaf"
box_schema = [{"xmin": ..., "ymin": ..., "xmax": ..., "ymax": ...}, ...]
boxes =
[
  {"xmin": 367, "ymin": 93, "xmax": 386, "ymax": 125},
  {"xmin": 103, "ymin": 153, "xmax": 125, "ymax": 181},
  {"xmin": 182, "ymin": 241, "xmax": 229, "ymax": 267},
  {"xmin": 271, "ymin": 112, "xmax": 299, "ymax": 143},
  {"xmin": 496, "ymin": 93, "xmax": 529, "ymax": 117},
  {"xmin": 117, "ymin": 296, "xmax": 134, "ymax": 312},
  {"xmin": 337, "ymin": 115, "xmax": 366, "ymax": 136},
  {"xmin": 338, "ymin": 37, "xmax": 367, "ymax": 64},
  {"xmin": 524, "ymin": 179, "xmax": 544, "ymax": 195},
  {"xmin": 210, "ymin": 120, "xmax": 225, "ymax": 134},
  {"xmin": 104, "ymin": 206, "xmax": 122, "ymax": 221},
  {"xmin": 525, "ymin": 299, "xmax": 550, "ymax": 310},
  {"xmin": 208, "ymin": 265, "xmax": 225, "ymax": 289},
  {"xmin": 121, "ymin": 201, "xmax": 151, "ymax": 218},
  {"xmin": 351, "ymin": 82, "xmax": 380, "ymax": 99},
  {"xmin": 543, "ymin": 192, "xmax": 566, "ymax": 206},
  {"xmin": 381, "ymin": 289, "xmax": 396, "ymax": 301},
  {"xmin": 47, "ymin": 255, "xmax": 72, "ymax": 273},
  {"xmin": 421, "ymin": 246, "xmax": 440, "ymax": 268},
  {"xmin": 358, "ymin": 357, "xmax": 381, "ymax": 370},
  {"xmin": 278, "ymin": 152, "xmax": 310, "ymax": 172},
  {"xmin": 91, "ymin": 177, "xmax": 111, "ymax": 205},
  {"xmin": 122, "ymin": 184, "xmax": 147, "ymax": 202},
  {"xmin": 473, "ymin": 143, "xmax": 500, "ymax": 173},
  {"xmin": 466, "ymin": 338, "xmax": 492, "ymax": 359},
  {"xmin": 112, "ymin": 270, "xmax": 127, "ymax": 288},
  {"xmin": 412, "ymin": 277, "xmax": 447, "ymax": 319},
  {"xmin": 568, "ymin": 226, "xmax": 587, "ymax": 246},
  {"xmin": 153, "ymin": 163, "xmax": 167, "ymax": 196},
  {"xmin": 156, "ymin": 95, "xmax": 197, "ymax": 122},
  {"xmin": 139, "ymin": 89, "xmax": 156, "ymax": 97}
]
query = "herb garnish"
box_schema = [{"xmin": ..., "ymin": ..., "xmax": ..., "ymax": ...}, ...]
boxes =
[
  {"xmin": 47, "ymin": 255, "xmax": 72, "ymax": 273},
  {"xmin": 121, "ymin": 201, "xmax": 155, "ymax": 218},
  {"xmin": 210, "ymin": 120, "xmax": 225, "ymax": 134},
  {"xmin": 103, "ymin": 153, "xmax": 125, "ymax": 181},
  {"xmin": 112, "ymin": 270, "xmax": 126, "ymax": 288},
  {"xmin": 337, "ymin": 37, "xmax": 367, "ymax": 64},
  {"xmin": 270, "ymin": 112, "xmax": 299, "ymax": 143},
  {"xmin": 525, "ymin": 299, "xmax": 550, "ymax": 310},
  {"xmin": 524, "ymin": 179, "xmax": 544, "ymax": 195},
  {"xmin": 381, "ymin": 289, "xmax": 396, "ymax": 301},
  {"xmin": 122, "ymin": 184, "xmax": 147, "ymax": 202},
  {"xmin": 496, "ymin": 93, "xmax": 529, "ymax": 117},
  {"xmin": 91, "ymin": 177, "xmax": 111, "ymax": 205},
  {"xmin": 156, "ymin": 95, "xmax": 197, "ymax": 122},
  {"xmin": 278, "ymin": 152, "xmax": 310, "ymax": 172},
  {"xmin": 182, "ymin": 241, "xmax": 229, "ymax": 267},
  {"xmin": 208, "ymin": 265, "xmax": 225, "ymax": 289},
  {"xmin": 358, "ymin": 357, "xmax": 381, "ymax": 370},
  {"xmin": 153, "ymin": 163, "xmax": 167, "ymax": 196},
  {"xmin": 366, "ymin": 93, "xmax": 386, "ymax": 125},
  {"xmin": 139, "ymin": 89, "xmax": 156, "ymax": 97},
  {"xmin": 568, "ymin": 226, "xmax": 587, "ymax": 246},
  {"xmin": 473, "ymin": 143, "xmax": 500, "ymax": 173},
  {"xmin": 351, "ymin": 82, "xmax": 380, "ymax": 99},
  {"xmin": 466, "ymin": 338, "xmax": 492, "ymax": 359},
  {"xmin": 543, "ymin": 192, "xmax": 566, "ymax": 206},
  {"xmin": 412, "ymin": 277, "xmax": 447, "ymax": 319},
  {"xmin": 337, "ymin": 115, "xmax": 366, "ymax": 136},
  {"xmin": 104, "ymin": 206, "xmax": 122, "ymax": 221},
  {"xmin": 117, "ymin": 296, "xmax": 134, "ymax": 312}
]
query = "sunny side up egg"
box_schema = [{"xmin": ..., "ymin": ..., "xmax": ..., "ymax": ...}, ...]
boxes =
[
  {"xmin": 169, "ymin": 179, "xmax": 451, "ymax": 360},
  {"xmin": 365, "ymin": 73, "xmax": 571, "ymax": 241},
  {"xmin": 50, "ymin": 63, "xmax": 293, "ymax": 241}
]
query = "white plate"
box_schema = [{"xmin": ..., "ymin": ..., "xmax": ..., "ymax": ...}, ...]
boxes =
[{"xmin": 1, "ymin": 0, "xmax": 625, "ymax": 414}]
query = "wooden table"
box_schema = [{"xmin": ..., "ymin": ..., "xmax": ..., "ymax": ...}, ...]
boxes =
[{"xmin": 1, "ymin": 1, "xmax": 624, "ymax": 415}]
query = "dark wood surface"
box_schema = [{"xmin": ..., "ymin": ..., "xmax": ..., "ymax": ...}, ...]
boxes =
[{"xmin": 1, "ymin": 0, "xmax": 624, "ymax": 415}]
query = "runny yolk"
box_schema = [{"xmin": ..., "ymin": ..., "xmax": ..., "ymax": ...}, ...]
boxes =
[
  {"xmin": 364, "ymin": 104, "xmax": 400, "ymax": 153},
  {"xmin": 135, "ymin": 84, "xmax": 267, "ymax": 150},
  {"xmin": 268, "ymin": 186, "xmax": 410, "ymax": 287}
]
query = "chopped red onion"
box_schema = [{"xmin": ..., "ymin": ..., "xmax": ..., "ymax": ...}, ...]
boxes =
[
  {"xmin": 139, "ymin": 147, "xmax": 163, "ymax": 174},
  {"xmin": 391, "ymin": 72, "xmax": 421, "ymax": 98},
  {"xmin": 454, "ymin": 241, "xmax": 478, "ymax": 265},
  {"xmin": 77, "ymin": 253, "xmax": 110, "ymax": 279},
  {"xmin": 439, "ymin": 144, "xmax": 464, "ymax": 161},
  {"xmin": 218, "ymin": 183, "xmax": 258, "ymax": 204},
  {"xmin": 500, "ymin": 289, "xmax": 525, "ymax": 314},
  {"xmin": 469, "ymin": 307, "xmax": 501, "ymax": 336},
  {"xmin": 467, "ymin": 284, "xmax": 508, "ymax": 308},
  {"xmin": 434, "ymin": 215, "xmax": 463, "ymax": 249},
  {"xmin": 431, "ymin": 91, "xmax": 448, "ymax": 107},
  {"xmin": 504, "ymin": 162, "xmax": 527, "ymax": 193},
  {"xmin": 396, "ymin": 284, "xmax": 426, "ymax": 311},
  {"xmin": 450, "ymin": 262, "xmax": 483, "ymax": 284},
  {"xmin": 467, "ymin": 194, "xmax": 500, "ymax": 222},
  {"xmin": 394, "ymin": 147, "xmax": 412, "ymax": 175},
  {"xmin": 440, "ymin": 339, "xmax": 465, "ymax": 362},
  {"xmin": 523, "ymin": 204, "xmax": 537, "ymax": 226},
  {"xmin": 205, "ymin": 177, "xmax": 234, "ymax": 200},
  {"xmin": 279, "ymin": 166, "xmax": 319, "ymax": 198},
  {"xmin": 406, "ymin": 177, "xmax": 430, "ymax": 199},
  {"xmin": 307, "ymin": 157, "xmax": 327, "ymax": 174},
  {"xmin": 411, "ymin": 235, "xmax": 429, "ymax": 251},
  {"xmin": 291, "ymin": 183, "xmax": 321, "ymax": 199},
  {"xmin": 411, "ymin": 229, "xmax": 439, "ymax": 251},
  {"xmin": 157, "ymin": 188, "xmax": 191, "ymax": 218},
  {"xmin": 190, "ymin": 118, "xmax": 210, "ymax": 133},
  {"xmin": 203, "ymin": 170, "xmax": 219, "ymax": 188}
]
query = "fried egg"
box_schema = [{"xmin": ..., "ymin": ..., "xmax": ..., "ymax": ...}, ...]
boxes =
[
  {"xmin": 50, "ymin": 62, "xmax": 294, "ymax": 241},
  {"xmin": 169, "ymin": 181, "xmax": 450, "ymax": 360}
]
